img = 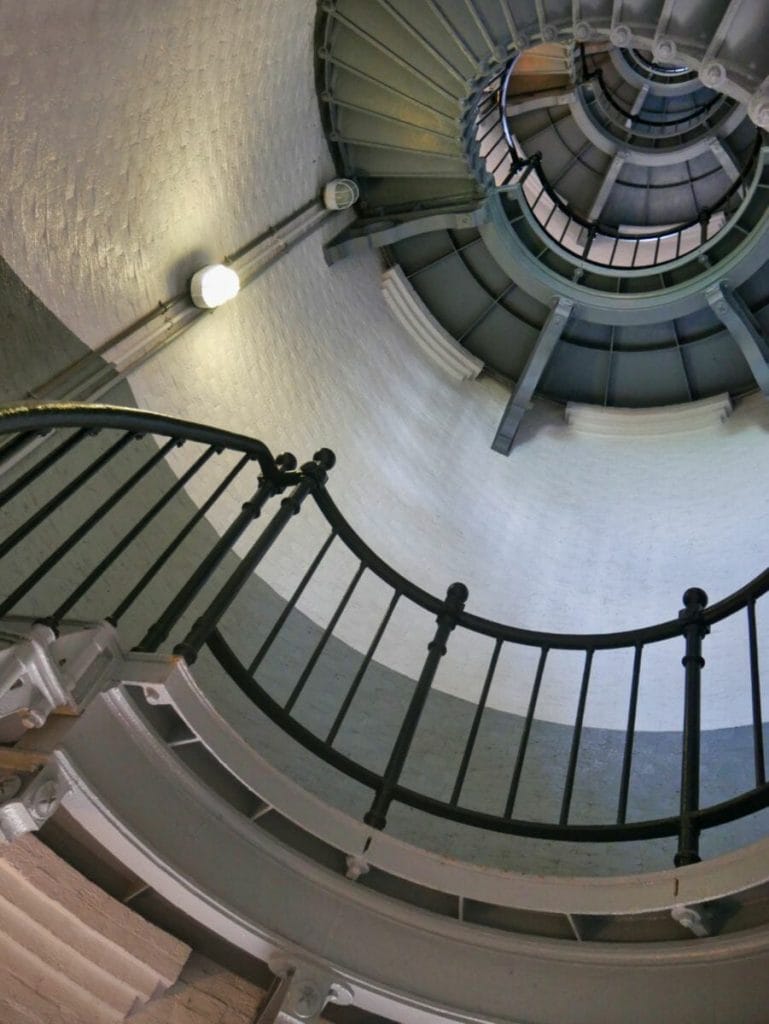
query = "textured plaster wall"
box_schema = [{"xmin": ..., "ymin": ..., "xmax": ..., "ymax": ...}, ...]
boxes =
[
  {"xmin": 0, "ymin": 255, "xmax": 98, "ymax": 402},
  {"xmin": 0, "ymin": 0, "xmax": 333, "ymax": 347}
]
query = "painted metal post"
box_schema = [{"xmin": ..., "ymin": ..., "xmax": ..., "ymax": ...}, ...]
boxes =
[
  {"xmin": 173, "ymin": 450, "xmax": 336, "ymax": 665},
  {"xmin": 365, "ymin": 581, "xmax": 468, "ymax": 829},
  {"xmin": 699, "ymin": 211, "xmax": 710, "ymax": 247},
  {"xmin": 136, "ymin": 452, "xmax": 300, "ymax": 653},
  {"xmin": 675, "ymin": 587, "xmax": 709, "ymax": 867}
]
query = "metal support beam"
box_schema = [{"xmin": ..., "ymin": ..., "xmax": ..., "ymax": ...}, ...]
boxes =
[
  {"xmin": 652, "ymin": 0, "xmax": 677, "ymax": 62},
  {"xmin": 708, "ymin": 137, "xmax": 741, "ymax": 185},
  {"xmin": 628, "ymin": 84, "xmax": 650, "ymax": 120},
  {"xmin": 506, "ymin": 88, "xmax": 575, "ymax": 118},
  {"xmin": 491, "ymin": 297, "xmax": 573, "ymax": 454},
  {"xmin": 324, "ymin": 204, "xmax": 489, "ymax": 264},
  {"xmin": 703, "ymin": 0, "xmax": 744, "ymax": 64},
  {"xmin": 706, "ymin": 283, "xmax": 769, "ymax": 396},
  {"xmin": 586, "ymin": 151, "xmax": 625, "ymax": 223}
]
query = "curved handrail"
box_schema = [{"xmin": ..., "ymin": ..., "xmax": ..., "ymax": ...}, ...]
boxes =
[
  {"xmin": 3, "ymin": 401, "xmax": 769, "ymax": 861},
  {"xmin": 578, "ymin": 46, "xmax": 720, "ymax": 132},
  {"xmin": 210, "ymin": 454, "xmax": 769, "ymax": 855},
  {"xmin": 493, "ymin": 84, "xmax": 764, "ymax": 270},
  {"xmin": 469, "ymin": 53, "xmax": 764, "ymax": 272},
  {"xmin": 587, "ymin": 80, "xmax": 729, "ymax": 146},
  {"xmin": 312, "ymin": 488, "xmax": 769, "ymax": 645},
  {"xmin": 625, "ymin": 48, "xmax": 697, "ymax": 83},
  {"xmin": 509, "ymin": 133, "xmax": 762, "ymax": 266},
  {"xmin": 0, "ymin": 402, "xmax": 285, "ymax": 480}
]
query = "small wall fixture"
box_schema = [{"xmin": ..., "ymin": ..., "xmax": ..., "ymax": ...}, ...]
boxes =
[
  {"xmin": 322, "ymin": 178, "xmax": 359, "ymax": 211},
  {"xmin": 190, "ymin": 264, "xmax": 240, "ymax": 309}
]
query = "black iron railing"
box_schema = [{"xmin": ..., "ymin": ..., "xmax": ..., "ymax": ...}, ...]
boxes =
[
  {"xmin": 2, "ymin": 403, "xmax": 769, "ymax": 867},
  {"xmin": 470, "ymin": 59, "xmax": 763, "ymax": 271},
  {"xmin": 577, "ymin": 46, "xmax": 723, "ymax": 138},
  {"xmin": 624, "ymin": 48, "xmax": 697, "ymax": 83}
]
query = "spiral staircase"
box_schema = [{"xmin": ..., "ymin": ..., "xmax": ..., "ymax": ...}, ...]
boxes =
[
  {"xmin": 319, "ymin": 0, "xmax": 769, "ymax": 450},
  {"xmin": 6, "ymin": 3, "xmax": 769, "ymax": 1024}
]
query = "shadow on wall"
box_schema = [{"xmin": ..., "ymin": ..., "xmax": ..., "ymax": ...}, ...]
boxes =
[{"xmin": 0, "ymin": 255, "xmax": 110, "ymax": 404}]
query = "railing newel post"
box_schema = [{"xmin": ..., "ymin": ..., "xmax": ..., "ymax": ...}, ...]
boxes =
[
  {"xmin": 675, "ymin": 587, "xmax": 709, "ymax": 868},
  {"xmin": 364, "ymin": 581, "xmax": 468, "ymax": 831},
  {"xmin": 135, "ymin": 449, "xmax": 306, "ymax": 654},
  {"xmin": 171, "ymin": 448, "xmax": 335, "ymax": 664}
]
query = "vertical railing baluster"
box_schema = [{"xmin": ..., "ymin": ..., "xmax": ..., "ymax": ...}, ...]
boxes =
[
  {"xmin": 0, "ymin": 428, "xmax": 90, "ymax": 510},
  {"xmin": 559, "ymin": 649, "xmax": 594, "ymax": 825},
  {"xmin": 326, "ymin": 589, "xmax": 401, "ymax": 746},
  {"xmin": 747, "ymin": 599, "xmax": 766, "ymax": 787},
  {"xmin": 137, "ymin": 450, "xmax": 304, "ymax": 653},
  {"xmin": 583, "ymin": 226, "xmax": 597, "ymax": 260},
  {"xmin": 504, "ymin": 646, "xmax": 548, "ymax": 818},
  {"xmin": 675, "ymin": 588, "xmax": 709, "ymax": 867},
  {"xmin": 0, "ymin": 434, "xmax": 167, "ymax": 619},
  {"xmin": 450, "ymin": 637, "xmax": 503, "ymax": 806},
  {"xmin": 617, "ymin": 643, "xmax": 643, "ymax": 825},
  {"xmin": 699, "ymin": 212, "xmax": 709, "ymax": 247},
  {"xmin": 47, "ymin": 446, "xmax": 218, "ymax": 626},
  {"xmin": 247, "ymin": 531, "xmax": 337, "ymax": 676},
  {"xmin": 0, "ymin": 432, "xmax": 130, "ymax": 558},
  {"xmin": 0, "ymin": 431, "xmax": 42, "ymax": 473},
  {"xmin": 109, "ymin": 454, "xmax": 252, "ymax": 626},
  {"xmin": 172, "ymin": 450, "xmax": 335, "ymax": 664},
  {"xmin": 284, "ymin": 561, "xmax": 366, "ymax": 713},
  {"xmin": 364, "ymin": 582, "xmax": 468, "ymax": 830}
]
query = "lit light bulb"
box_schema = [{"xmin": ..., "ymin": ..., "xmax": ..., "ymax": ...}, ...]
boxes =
[{"xmin": 190, "ymin": 264, "xmax": 240, "ymax": 309}]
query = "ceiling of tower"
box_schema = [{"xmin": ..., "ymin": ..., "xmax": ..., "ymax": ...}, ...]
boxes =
[{"xmin": 317, "ymin": 1, "xmax": 769, "ymax": 420}]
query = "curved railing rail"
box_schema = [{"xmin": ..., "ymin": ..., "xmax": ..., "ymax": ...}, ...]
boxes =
[
  {"xmin": 2, "ymin": 403, "xmax": 769, "ymax": 867},
  {"xmin": 623, "ymin": 48, "xmax": 697, "ymax": 84},
  {"xmin": 507, "ymin": 139, "xmax": 760, "ymax": 269},
  {"xmin": 471, "ymin": 60, "xmax": 764, "ymax": 272},
  {"xmin": 578, "ymin": 47, "xmax": 723, "ymax": 139}
]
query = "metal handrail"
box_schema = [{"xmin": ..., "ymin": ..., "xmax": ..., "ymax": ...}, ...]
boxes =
[
  {"xmin": 0, "ymin": 402, "xmax": 285, "ymax": 480},
  {"xmin": 2, "ymin": 402, "xmax": 769, "ymax": 863},
  {"xmin": 624, "ymin": 48, "xmax": 697, "ymax": 83},
  {"xmin": 312, "ymin": 487, "xmax": 769, "ymax": 648},
  {"xmin": 588, "ymin": 84, "xmax": 727, "ymax": 143},
  {"xmin": 510, "ymin": 134, "xmax": 761, "ymax": 260},
  {"xmin": 472, "ymin": 58, "xmax": 765, "ymax": 272},
  {"xmin": 578, "ymin": 46, "xmax": 721, "ymax": 132}
]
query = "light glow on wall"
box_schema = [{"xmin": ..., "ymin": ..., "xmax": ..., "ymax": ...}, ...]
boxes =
[{"xmin": 190, "ymin": 264, "xmax": 240, "ymax": 309}]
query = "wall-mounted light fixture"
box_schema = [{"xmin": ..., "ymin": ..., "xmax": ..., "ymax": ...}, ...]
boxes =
[
  {"xmin": 190, "ymin": 264, "xmax": 241, "ymax": 309},
  {"xmin": 322, "ymin": 178, "xmax": 359, "ymax": 210}
]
